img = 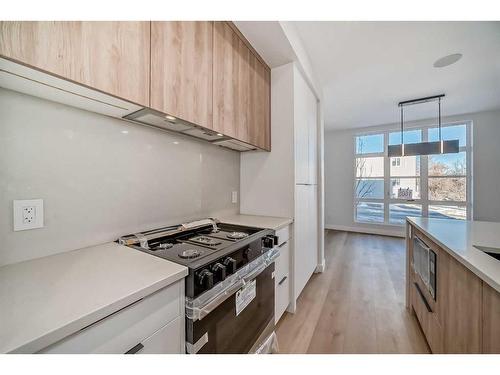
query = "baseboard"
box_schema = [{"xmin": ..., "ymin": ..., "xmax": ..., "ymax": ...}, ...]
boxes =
[
  {"xmin": 325, "ymin": 224, "xmax": 404, "ymax": 238},
  {"xmin": 314, "ymin": 258, "xmax": 325, "ymax": 273}
]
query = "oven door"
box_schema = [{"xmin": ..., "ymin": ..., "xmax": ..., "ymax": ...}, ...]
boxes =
[{"xmin": 186, "ymin": 262, "xmax": 275, "ymax": 354}]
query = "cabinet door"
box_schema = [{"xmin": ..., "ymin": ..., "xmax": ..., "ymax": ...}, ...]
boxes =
[
  {"xmin": 308, "ymin": 185, "xmax": 318, "ymax": 267},
  {"xmin": 483, "ymin": 283, "xmax": 500, "ymax": 353},
  {"xmin": 294, "ymin": 69, "xmax": 310, "ymax": 184},
  {"xmin": 294, "ymin": 185, "xmax": 318, "ymax": 300},
  {"xmin": 0, "ymin": 21, "xmax": 150, "ymax": 106},
  {"xmin": 294, "ymin": 68, "xmax": 317, "ymax": 184},
  {"xmin": 275, "ymin": 238, "xmax": 290, "ymax": 323},
  {"xmin": 213, "ymin": 22, "xmax": 250, "ymax": 142},
  {"xmin": 40, "ymin": 281, "xmax": 183, "ymax": 354},
  {"xmin": 150, "ymin": 21, "xmax": 213, "ymax": 128},
  {"xmin": 249, "ymin": 53, "xmax": 271, "ymax": 150},
  {"xmin": 134, "ymin": 317, "xmax": 183, "ymax": 354},
  {"xmin": 437, "ymin": 247, "xmax": 482, "ymax": 353},
  {"xmin": 307, "ymin": 94, "xmax": 318, "ymax": 184}
]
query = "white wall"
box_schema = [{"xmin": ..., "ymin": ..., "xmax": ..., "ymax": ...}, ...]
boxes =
[
  {"xmin": 240, "ymin": 63, "xmax": 295, "ymax": 218},
  {"xmin": 0, "ymin": 88, "xmax": 240, "ymax": 266},
  {"xmin": 325, "ymin": 109, "xmax": 500, "ymax": 237}
]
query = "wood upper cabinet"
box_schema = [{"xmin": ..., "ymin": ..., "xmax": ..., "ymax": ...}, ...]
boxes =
[
  {"xmin": 483, "ymin": 282, "xmax": 500, "ymax": 353},
  {"xmin": 150, "ymin": 22, "xmax": 213, "ymax": 129},
  {"xmin": 213, "ymin": 22, "xmax": 271, "ymax": 150},
  {"xmin": 249, "ymin": 53, "xmax": 271, "ymax": 150},
  {"xmin": 0, "ymin": 21, "xmax": 150, "ymax": 106},
  {"xmin": 213, "ymin": 21, "xmax": 249, "ymax": 141}
]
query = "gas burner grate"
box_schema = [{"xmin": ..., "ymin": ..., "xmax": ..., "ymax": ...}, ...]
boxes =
[
  {"xmin": 179, "ymin": 249, "xmax": 204, "ymax": 259},
  {"xmin": 227, "ymin": 231, "xmax": 249, "ymax": 240},
  {"xmin": 150, "ymin": 242, "xmax": 174, "ymax": 251},
  {"xmin": 189, "ymin": 235, "xmax": 222, "ymax": 247}
]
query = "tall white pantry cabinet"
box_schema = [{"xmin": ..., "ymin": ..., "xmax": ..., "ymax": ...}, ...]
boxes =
[{"xmin": 240, "ymin": 62, "xmax": 322, "ymax": 316}]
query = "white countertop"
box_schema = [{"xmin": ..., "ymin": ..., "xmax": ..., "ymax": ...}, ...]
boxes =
[
  {"xmin": 219, "ymin": 214, "xmax": 293, "ymax": 231},
  {"xmin": 407, "ymin": 217, "xmax": 500, "ymax": 293},
  {"xmin": 0, "ymin": 242, "xmax": 187, "ymax": 353}
]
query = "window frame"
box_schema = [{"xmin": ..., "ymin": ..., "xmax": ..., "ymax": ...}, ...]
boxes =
[{"xmin": 353, "ymin": 121, "xmax": 472, "ymax": 226}]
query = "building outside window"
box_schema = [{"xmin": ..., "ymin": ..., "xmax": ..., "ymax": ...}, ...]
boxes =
[{"xmin": 354, "ymin": 122, "xmax": 471, "ymax": 225}]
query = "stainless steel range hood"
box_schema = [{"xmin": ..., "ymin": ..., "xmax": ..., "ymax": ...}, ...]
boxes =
[{"xmin": 124, "ymin": 108, "xmax": 258, "ymax": 151}]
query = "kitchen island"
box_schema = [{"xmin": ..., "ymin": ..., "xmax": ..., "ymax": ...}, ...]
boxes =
[{"xmin": 406, "ymin": 217, "xmax": 500, "ymax": 353}]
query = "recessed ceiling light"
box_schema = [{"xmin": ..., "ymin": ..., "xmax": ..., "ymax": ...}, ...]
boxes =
[
  {"xmin": 165, "ymin": 115, "xmax": 176, "ymax": 121},
  {"xmin": 121, "ymin": 130, "xmax": 129, "ymax": 134},
  {"xmin": 217, "ymin": 133, "xmax": 223, "ymax": 137},
  {"xmin": 433, "ymin": 53, "xmax": 463, "ymax": 68}
]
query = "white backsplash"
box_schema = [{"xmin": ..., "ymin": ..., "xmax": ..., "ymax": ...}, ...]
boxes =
[{"xmin": 0, "ymin": 88, "xmax": 240, "ymax": 266}]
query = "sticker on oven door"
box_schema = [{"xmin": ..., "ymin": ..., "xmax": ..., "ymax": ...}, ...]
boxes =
[{"xmin": 235, "ymin": 280, "xmax": 256, "ymax": 316}]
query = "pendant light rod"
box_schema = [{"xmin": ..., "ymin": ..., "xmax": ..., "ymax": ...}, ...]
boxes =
[
  {"xmin": 400, "ymin": 105, "xmax": 404, "ymax": 145},
  {"xmin": 389, "ymin": 93, "xmax": 458, "ymax": 157},
  {"xmin": 398, "ymin": 94, "xmax": 445, "ymax": 107},
  {"xmin": 438, "ymin": 96, "xmax": 442, "ymax": 141}
]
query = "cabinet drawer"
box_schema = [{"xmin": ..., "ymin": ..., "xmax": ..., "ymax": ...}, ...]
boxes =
[
  {"xmin": 127, "ymin": 316, "xmax": 183, "ymax": 354},
  {"xmin": 275, "ymin": 273, "xmax": 290, "ymax": 324},
  {"xmin": 275, "ymin": 225, "xmax": 290, "ymax": 245},
  {"xmin": 275, "ymin": 240, "xmax": 290, "ymax": 280},
  {"xmin": 41, "ymin": 281, "xmax": 183, "ymax": 353},
  {"xmin": 411, "ymin": 280, "xmax": 443, "ymax": 353}
]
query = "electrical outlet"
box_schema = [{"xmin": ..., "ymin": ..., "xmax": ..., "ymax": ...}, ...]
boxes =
[
  {"xmin": 13, "ymin": 199, "xmax": 44, "ymax": 231},
  {"xmin": 231, "ymin": 191, "xmax": 238, "ymax": 204},
  {"xmin": 22, "ymin": 206, "xmax": 36, "ymax": 224}
]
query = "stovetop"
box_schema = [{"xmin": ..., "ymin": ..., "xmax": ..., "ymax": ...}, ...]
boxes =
[{"xmin": 125, "ymin": 222, "xmax": 270, "ymax": 269}]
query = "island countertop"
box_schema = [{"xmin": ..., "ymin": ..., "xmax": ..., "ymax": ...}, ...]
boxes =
[
  {"xmin": 0, "ymin": 242, "xmax": 188, "ymax": 353},
  {"xmin": 407, "ymin": 217, "xmax": 500, "ymax": 293}
]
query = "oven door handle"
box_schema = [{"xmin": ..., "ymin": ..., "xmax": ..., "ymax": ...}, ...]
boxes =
[
  {"xmin": 185, "ymin": 248, "xmax": 280, "ymax": 322},
  {"xmin": 191, "ymin": 279, "xmax": 246, "ymax": 321},
  {"xmin": 243, "ymin": 263, "xmax": 267, "ymax": 283}
]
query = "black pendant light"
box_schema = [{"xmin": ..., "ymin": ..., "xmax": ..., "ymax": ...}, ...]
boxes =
[{"xmin": 388, "ymin": 94, "xmax": 459, "ymax": 157}]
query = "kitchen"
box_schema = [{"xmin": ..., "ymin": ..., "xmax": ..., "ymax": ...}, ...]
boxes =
[
  {"xmin": 1, "ymin": 1, "xmax": 500, "ymax": 373},
  {"xmin": 0, "ymin": 19, "xmax": 321, "ymax": 355}
]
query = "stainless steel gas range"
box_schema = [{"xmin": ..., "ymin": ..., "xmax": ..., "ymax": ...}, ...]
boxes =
[{"xmin": 118, "ymin": 218, "xmax": 279, "ymax": 354}]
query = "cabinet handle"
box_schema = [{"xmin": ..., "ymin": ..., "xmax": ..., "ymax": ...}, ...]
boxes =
[
  {"xmin": 278, "ymin": 241, "xmax": 288, "ymax": 248},
  {"xmin": 125, "ymin": 343, "xmax": 144, "ymax": 354},
  {"xmin": 278, "ymin": 276, "xmax": 288, "ymax": 285},
  {"xmin": 414, "ymin": 282, "xmax": 432, "ymax": 313}
]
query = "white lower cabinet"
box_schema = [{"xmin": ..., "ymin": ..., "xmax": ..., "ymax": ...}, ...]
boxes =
[
  {"xmin": 294, "ymin": 184, "xmax": 318, "ymax": 302},
  {"xmin": 40, "ymin": 280, "xmax": 185, "ymax": 354},
  {"xmin": 274, "ymin": 226, "xmax": 291, "ymax": 324},
  {"xmin": 275, "ymin": 272, "xmax": 290, "ymax": 324},
  {"xmin": 138, "ymin": 316, "xmax": 183, "ymax": 354}
]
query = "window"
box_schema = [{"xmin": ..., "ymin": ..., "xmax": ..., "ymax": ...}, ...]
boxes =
[
  {"xmin": 354, "ymin": 123, "xmax": 471, "ymax": 225},
  {"xmin": 354, "ymin": 135, "xmax": 386, "ymax": 222}
]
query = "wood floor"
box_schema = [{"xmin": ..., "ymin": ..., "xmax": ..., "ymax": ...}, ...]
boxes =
[{"xmin": 276, "ymin": 230, "xmax": 430, "ymax": 354}]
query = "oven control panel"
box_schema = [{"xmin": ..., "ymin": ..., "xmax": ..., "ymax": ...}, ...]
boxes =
[{"xmin": 190, "ymin": 237, "xmax": 270, "ymax": 298}]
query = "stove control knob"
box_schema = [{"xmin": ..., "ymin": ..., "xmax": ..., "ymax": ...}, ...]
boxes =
[
  {"xmin": 222, "ymin": 257, "xmax": 237, "ymax": 274},
  {"xmin": 262, "ymin": 235, "xmax": 277, "ymax": 248},
  {"xmin": 211, "ymin": 263, "xmax": 227, "ymax": 281},
  {"xmin": 197, "ymin": 269, "xmax": 214, "ymax": 290}
]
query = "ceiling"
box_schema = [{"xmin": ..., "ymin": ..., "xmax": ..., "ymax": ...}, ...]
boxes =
[{"xmin": 292, "ymin": 22, "xmax": 500, "ymax": 130}]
